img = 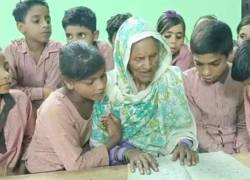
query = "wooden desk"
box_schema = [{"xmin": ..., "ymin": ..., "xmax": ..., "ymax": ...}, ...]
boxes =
[{"xmin": 1, "ymin": 153, "xmax": 250, "ymax": 180}]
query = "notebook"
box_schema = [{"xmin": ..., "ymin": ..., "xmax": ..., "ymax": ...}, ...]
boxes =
[{"xmin": 127, "ymin": 151, "xmax": 250, "ymax": 180}]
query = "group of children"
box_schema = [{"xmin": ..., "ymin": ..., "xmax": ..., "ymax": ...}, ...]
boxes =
[{"xmin": 1, "ymin": 0, "xmax": 250, "ymax": 176}]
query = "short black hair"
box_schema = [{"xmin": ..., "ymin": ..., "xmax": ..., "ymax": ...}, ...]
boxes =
[
  {"xmin": 231, "ymin": 39, "xmax": 250, "ymax": 81},
  {"xmin": 237, "ymin": 15, "xmax": 250, "ymax": 34},
  {"xmin": 59, "ymin": 42, "xmax": 105, "ymax": 80},
  {"xmin": 12, "ymin": 0, "xmax": 49, "ymax": 22},
  {"xmin": 190, "ymin": 20, "xmax": 233, "ymax": 56},
  {"xmin": 62, "ymin": 6, "xmax": 96, "ymax": 32},
  {"xmin": 156, "ymin": 10, "xmax": 186, "ymax": 35},
  {"xmin": 106, "ymin": 13, "xmax": 132, "ymax": 43}
]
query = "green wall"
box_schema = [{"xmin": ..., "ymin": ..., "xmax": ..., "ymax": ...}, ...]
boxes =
[{"xmin": 0, "ymin": 0, "xmax": 241, "ymax": 48}]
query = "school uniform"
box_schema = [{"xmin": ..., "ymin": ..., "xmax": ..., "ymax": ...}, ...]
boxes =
[
  {"xmin": 172, "ymin": 44, "xmax": 193, "ymax": 71},
  {"xmin": 4, "ymin": 40, "xmax": 62, "ymax": 113},
  {"xmin": 26, "ymin": 90, "xmax": 109, "ymax": 173},
  {"xmin": 96, "ymin": 41, "xmax": 114, "ymax": 71},
  {"xmin": 243, "ymin": 88, "xmax": 250, "ymax": 136},
  {"xmin": 184, "ymin": 65, "xmax": 250, "ymax": 153}
]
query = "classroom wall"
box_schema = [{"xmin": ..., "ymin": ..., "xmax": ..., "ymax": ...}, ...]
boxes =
[{"xmin": 0, "ymin": 0, "xmax": 241, "ymax": 48}]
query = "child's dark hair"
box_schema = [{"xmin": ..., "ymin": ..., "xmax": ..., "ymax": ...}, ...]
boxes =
[
  {"xmin": 237, "ymin": 15, "xmax": 250, "ymax": 34},
  {"xmin": 231, "ymin": 39, "xmax": 250, "ymax": 81},
  {"xmin": 190, "ymin": 20, "xmax": 233, "ymax": 57},
  {"xmin": 156, "ymin": 10, "xmax": 186, "ymax": 35},
  {"xmin": 60, "ymin": 42, "xmax": 105, "ymax": 80},
  {"xmin": 12, "ymin": 0, "xmax": 49, "ymax": 22},
  {"xmin": 193, "ymin": 14, "xmax": 217, "ymax": 30},
  {"xmin": 106, "ymin": 13, "xmax": 132, "ymax": 43},
  {"xmin": 62, "ymin": 6, "xmax": 96, "ymax": 32}
]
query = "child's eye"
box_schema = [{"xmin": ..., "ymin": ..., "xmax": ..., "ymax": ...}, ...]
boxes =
[
  {"xmin": 176, "ymin": 35, "xmax": 183, "ymax": 39},
  {"xmin": 212, "ymin": 63, "xmax": 220, "ymax": 66},
  {"xmin": 46, "ymin": 18, "xmax": 51, "ymax": 25},
  {"xmin": 66, "ymin": 34, "xmax": 73, "ymax": 40},
  {"xmin": 195, "ymin": 62, "xmax": 202, "ymax": 66},
  {"xmin": 32, "ymin": 19, "xmax": 40, "ymax": 24},
  {"xmin": 79, "ymin": 33, "xmax": 86, "ymax": 39},
  {"xmin": 101, "ymin": 74, "xmax": 107, "ymax": 79},
  {"xmin": 85, "ymin": 80, "xmax": 94, "ymax": 85},
  {"xmin": 240, "ymin": 35, "xmax": 246, "ymax": 39},
  {"xmin": 164, "ymin": 35, "xmax": 171, "ymax": 39}
]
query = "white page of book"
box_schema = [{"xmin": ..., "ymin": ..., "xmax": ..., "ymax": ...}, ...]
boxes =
[
  {"xmin": 127, "ymin": 151, "xmax": 250, "ymax": 180},
  {"xmin": 187, "ymin": 151, "xmax": 250, "ymax": 180},
  {"xmin": 127, "ymin": 155, "xmax": 191, "ymax": 180}
]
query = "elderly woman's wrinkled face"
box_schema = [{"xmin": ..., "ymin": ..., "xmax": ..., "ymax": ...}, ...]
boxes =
[{"xmin": 128, "ymin": 37, "xmax": 159, "ymax": 88}]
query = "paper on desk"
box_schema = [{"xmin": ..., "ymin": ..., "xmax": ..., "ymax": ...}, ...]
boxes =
[{"xmin": 127, "ymin": 151, "xmax": 250, "ymax": 180}]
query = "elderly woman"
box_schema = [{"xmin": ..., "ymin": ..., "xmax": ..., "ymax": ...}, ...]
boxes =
[{"xmin": 91, "ymin": 17, "xmax": 198, "ymax": 174}]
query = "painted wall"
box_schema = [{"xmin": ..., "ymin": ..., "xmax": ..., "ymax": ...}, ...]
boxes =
[{"xmin": 0, "ymin": 0, "xmax": 241, "ymax": 48}]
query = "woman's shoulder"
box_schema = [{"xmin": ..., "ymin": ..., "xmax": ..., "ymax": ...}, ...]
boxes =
[
  {"xmin": 158, "ymin": 66, "xmax": 185, "ymax": 87},
  {"xmin": 163, "ymin": 66, "xmax": 198, "ymax": 86},
  {"xmin": 166, "ymin": 66, "xmax": 183, "ymax": 77}
]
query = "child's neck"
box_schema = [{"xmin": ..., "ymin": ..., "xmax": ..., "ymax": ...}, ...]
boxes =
[
  {"xmin": 25, "ymin": 38, "xmax": 46, "ymax": 63},
  {"xmin": 25, "ymin": 38, "xmax": 46, "ymax": 52}
]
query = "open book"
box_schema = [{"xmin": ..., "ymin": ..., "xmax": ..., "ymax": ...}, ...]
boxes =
[{"xmin": 127, "ymin": 151, "xmax": 250, "ymax": 180}]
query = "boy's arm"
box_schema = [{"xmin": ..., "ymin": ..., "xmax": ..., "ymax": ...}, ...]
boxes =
[
  {"xmin": 4, "ymin": 42, "xmax": 62, "ymax": 100},
  {"xmin": 4, "ymin": 46, "xmax": 44, "ymax": 100},
  {"xmin": 4, "ymin": 46, "xmax": 19, "ymax": 87}
]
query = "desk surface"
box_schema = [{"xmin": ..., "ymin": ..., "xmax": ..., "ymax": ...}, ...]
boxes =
[{"xmin": 2, "ymin": 153, "xmax": 250, "ymax": 180}]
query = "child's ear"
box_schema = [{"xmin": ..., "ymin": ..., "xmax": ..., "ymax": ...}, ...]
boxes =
[
  {"xmin": 64, "ymin": 79, "xmax": 74, "ymax": 90},
  {"xmin": 16, "ymin": 22, "xmax": 26, "ymax": 34},
  {"xmin": 93, "ymin": 30, "xmax": 99, "ymax": 41}
]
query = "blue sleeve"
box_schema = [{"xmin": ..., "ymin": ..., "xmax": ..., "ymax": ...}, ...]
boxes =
[
  {"xmin": 109, "ymin": 140, "xmax": 135, "ymax": 165},
  {"xmin": 179, "ymin": 139, "xmax": 193, "ymax": 148}
]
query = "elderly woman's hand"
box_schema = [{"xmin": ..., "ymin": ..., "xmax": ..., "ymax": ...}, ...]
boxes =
[
  {"xmin": 171, "ymin": 142, "xmax": 199, "ymax": 166},
  {"xmin": 102, "ymin": 114, "xmax": 121, "ymax": 149},
  {"xmin": 125, "ymin": 148, "xmax": 159, "ymax": 175}
]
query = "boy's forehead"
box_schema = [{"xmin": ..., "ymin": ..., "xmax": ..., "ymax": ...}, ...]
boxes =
[
  {"xmin": 193, "ymin": 53, "xmax": 225, "ymax": 63},
  {"xmin": 65, "ymin": 25, "xmax": 92, "ymax": 33},
  {"xmin": 26, "ymin": 5, "xmax": 49, "ymax": 17}
]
